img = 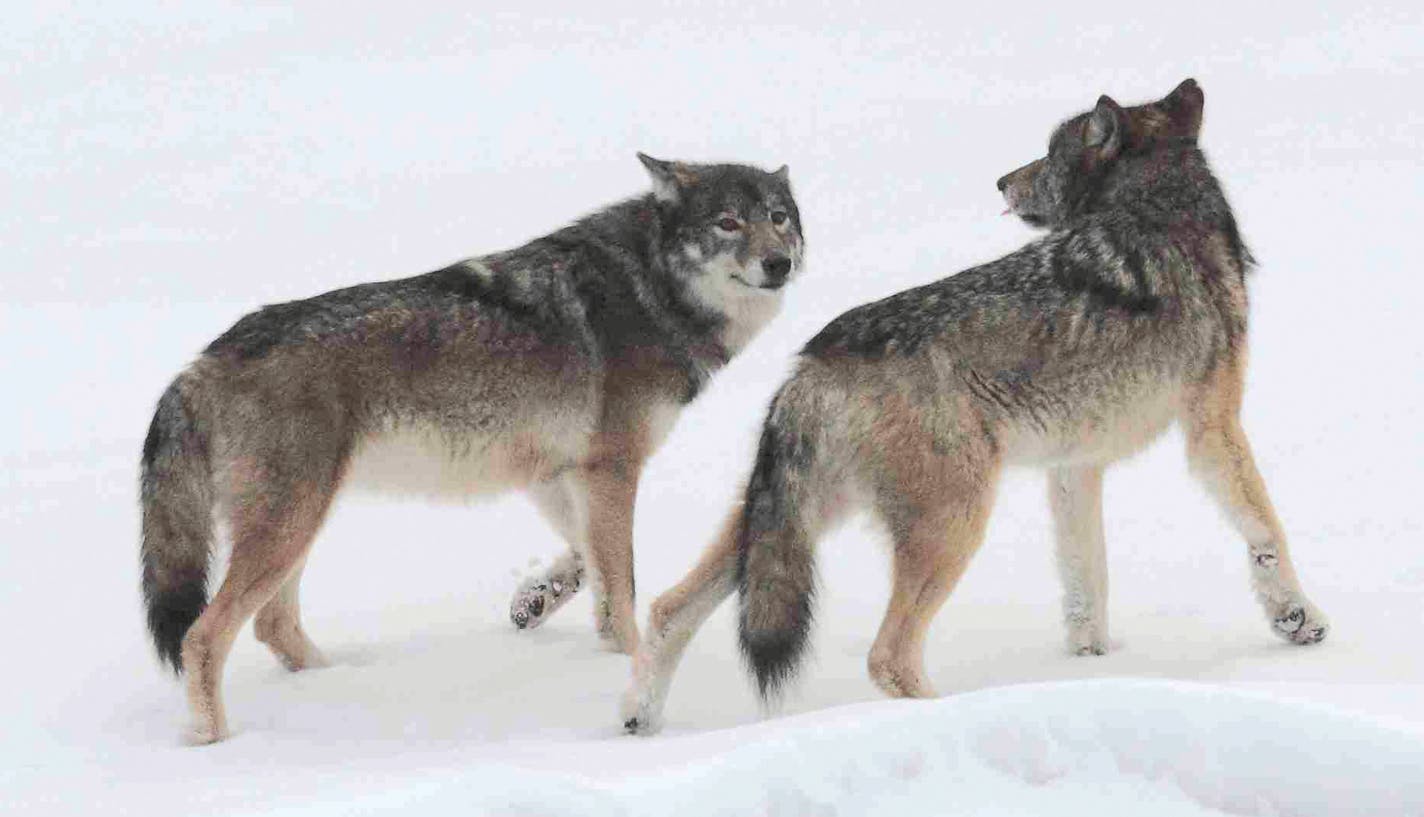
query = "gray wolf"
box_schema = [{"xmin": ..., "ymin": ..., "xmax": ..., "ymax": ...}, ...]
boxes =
[
  {"xmin": 140, "ymin": 154, "xmax": 804, "ymax": 743},
  {"xmin": 621, "ymin": 79, "xmax": 1326, "ymax": 735}
]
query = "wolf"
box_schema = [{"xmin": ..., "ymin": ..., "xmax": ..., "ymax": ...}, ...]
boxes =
[
  {"xmin": 621, "ymin": 79, "xmax": 1326, "ymax": 735},
  {"xmin": 139, "ymin": 154, "xmax": 804, "ymax": 743}
]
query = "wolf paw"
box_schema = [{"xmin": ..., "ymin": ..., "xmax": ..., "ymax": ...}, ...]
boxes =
[
  {"xmin": 509, "ymin": 570, "xmax": 582, "ymax": 631},
  {"xmin": 1271, "ymin": 603, "xmax": 1328, "ymax": 645},
  {"xmin": 622, "ymin": 714, "xmax": 662, "ymax": 736},
  {"xmin": 184, "ymin": 721, "xmax": 228, "ymax": 746},
  {"xmin": 620, "ymin": 688, "xmax": 664, "ymax": 736},
  {"xmin": 868, "ymin": 655, "xmax": 936, "ymax": 699},
  {"xmin": 1066, "ymin": 623, "xmax": 1109, "ymax": 656}
]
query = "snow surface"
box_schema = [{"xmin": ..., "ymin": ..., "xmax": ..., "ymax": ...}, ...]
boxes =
[{"xmin": 4, "ymin": 2, "xmax": 1422, "ymax": 814}]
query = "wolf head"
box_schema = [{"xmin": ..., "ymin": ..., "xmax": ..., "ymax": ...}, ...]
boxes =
[
  {"xmin": 638, "ymin": 153, "xmax": 805, "ymax": 295},
  {"xmin": 997, "ymin": 79, "xmax": 1206, "ymax": 229}
]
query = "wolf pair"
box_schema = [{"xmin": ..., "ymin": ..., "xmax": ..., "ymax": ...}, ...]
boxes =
[{"xmin": 140, "ymin": 79, "xmax": 1325, "ymax": 744}]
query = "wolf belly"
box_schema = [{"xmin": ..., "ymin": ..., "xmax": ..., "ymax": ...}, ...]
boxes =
[
  {"xmin": 345, "ymin": 411, "xmax": 594, "ymax": 501},
  {"xmin": 998, "ymin": 382, "xmax": 1183, "ymax": 467}
]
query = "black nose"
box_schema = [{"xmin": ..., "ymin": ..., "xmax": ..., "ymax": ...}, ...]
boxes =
[
  {"xmin": 762, "ymin": 255, "xmax": 792, "ymax": 285},
  {"xmin": 996, "ymin": 174, "xmax": 1010, "ymax": 193}
]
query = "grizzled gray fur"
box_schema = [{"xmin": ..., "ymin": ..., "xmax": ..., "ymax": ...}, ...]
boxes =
[
  {"xmin": 140, "ymin": 154, "xmax": 804, "ymax": 744},
  {"xmin": 623, "ymin": 80, "xmax": 1326, "ymax": 735}
]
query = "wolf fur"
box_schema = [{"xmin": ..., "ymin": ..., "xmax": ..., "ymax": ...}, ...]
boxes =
[
  {"xmin": 139, "ymin": 155, "xmax": 804, "ymax": 743},
  {"xmin": 622, "ymin": 79, "xmax": 1326, "ymax": 734}
]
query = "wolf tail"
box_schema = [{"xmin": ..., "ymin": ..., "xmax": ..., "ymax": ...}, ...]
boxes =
[
  {"xmin": 140, "ymin": 373, "xmax": 215, "ymax": 673},
  {"xmin": 737, "ymin": 374, "xmax": 837, "ymax": 702}
]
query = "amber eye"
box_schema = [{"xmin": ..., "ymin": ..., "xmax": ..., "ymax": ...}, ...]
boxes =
[
  {"xmin": 716, "ymin": 217, "xmax": 741, "ymax": 231},
  {"xmin": 770, "ymin": 210, "xmax": 788, "ymax": 225}
]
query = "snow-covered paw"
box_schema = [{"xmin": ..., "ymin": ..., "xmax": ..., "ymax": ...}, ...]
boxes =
[
  {"xmin": 622, "ymin": 712, "xmax": 661, "ymax": 735},
  {"xmin": 620, "ymin": 704, "xmax": 662, "ymax": 736},
  {"xmin": 272, "ymin": 639, "xmax": 329, "ymax": 672},
  {"xmin": 184, "ymin": 721, "xmax": 228, "ymax": 746},
  {"xmin": 1271, "ymin": 603, "xmax": 1328, "ymax": 645},
  {"xmin": 620, "ymin": 645, "xmax": 669, "ymax": 735},
  {"xmin": 1067, "ymin": 623, "xmax": 1109, "ymax": 656},
  {"xmin": 620, "ymin": 685, "xmax": 664, "ymax": 735},
  {"xmin": 868, "ymin": 654, "xmax": 936, "ymax": 699},
  {"xmin": 292, "ymin": 646, "xmax": 331, "ymax": 671},
  {"xmin": 509, "ymin": 570, "xmax": 582, "ymax": 631}
]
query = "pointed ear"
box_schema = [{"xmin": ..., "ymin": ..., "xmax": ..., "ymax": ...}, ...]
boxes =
[
  {"xmin": 637, "ymin": 152, "xmax": 696, "ymax": 203},
  {"xmin": 1161, "ymin": 78, "xmax": 1204, "ymax": 141},
  {"xmin": 772, "ymin": 164, "xmax": 789, "ymax": 184},
  {"xmin": 1084, "ymin": 95, "xmax": 1126, "ymax": 159}
]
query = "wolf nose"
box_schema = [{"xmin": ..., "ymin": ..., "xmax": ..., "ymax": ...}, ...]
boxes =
[
  {"xmin": 762, "ymin": 255, "xmax": 792, "ymax": 285},
  {"xmin": 996, "ymin": 174, "xmax": 1010, "ymax": 193}
]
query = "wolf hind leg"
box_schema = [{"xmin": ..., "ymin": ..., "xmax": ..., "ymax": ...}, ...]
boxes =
[
  {"xmin": 867, "ymin": 452, "xmax": 999, "ymax": 699},
  {"xmin": 254, "ymin": 557, "xmax": 327, "ymax": 671},
  {"xmin": 183, "ymin": 466, "xmax": 341, "ymax": 744},
  {"xmin": 1183, "ymin": 363, "xmax": 1327, "ymax": 645},
  {"xmin": 1048, "ymin": 465, "xmax": 1110, "ymax": 655},
  {"xmin": 621, "ymin": 506, "xmax": 742, "ymax": 735},
  {"xmin": 510, "ymin": 475, "xmax": 588, "ymax": 630}
]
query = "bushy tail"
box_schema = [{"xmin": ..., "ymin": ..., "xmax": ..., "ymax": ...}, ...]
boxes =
[
  {"xmin": 140, "ymin": 375, "xmax": 214, "ymax": 673},
  {"xmin": 737, "ymin": 384, "xmax": 827, "ymax": 701}
]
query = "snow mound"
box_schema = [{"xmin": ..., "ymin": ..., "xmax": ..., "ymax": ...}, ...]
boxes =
[{"xmin": 253, "ymin": 680, "xmax": 1422, "ymax": 816}]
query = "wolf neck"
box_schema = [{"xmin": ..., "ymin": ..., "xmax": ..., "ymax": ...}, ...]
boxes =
[
  {"xmin": 570, "ymin": 197, "xmax": 740, "ymax": 400},
  {"xmin": 1093, "ymin": 148, "xmax": 1229, "ymax": 227},
  {"xmin": 698, "ymin": 276, "xmax": 783, "ymax": 356},
  {"xmin": 1078, "ymin": 148, "xmax": 1248, "ymax": 264}
]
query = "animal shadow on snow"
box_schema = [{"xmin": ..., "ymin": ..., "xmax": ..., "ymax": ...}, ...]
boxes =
[{"xmin": 132, "ymin": 619, "xmax": 635, "ymax": 745}]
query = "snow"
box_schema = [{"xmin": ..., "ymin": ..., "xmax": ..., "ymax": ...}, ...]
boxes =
[{"xmin": 4, "ymin": 1, "xmax": 1422, "ymax": 814}]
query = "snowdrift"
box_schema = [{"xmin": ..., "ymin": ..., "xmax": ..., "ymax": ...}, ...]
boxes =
[{"xmin": 242, "ymin": 681, "xmax": 1421, "ymax": 816}]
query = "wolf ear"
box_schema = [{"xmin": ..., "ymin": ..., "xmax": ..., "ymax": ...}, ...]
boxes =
[
  {"xmin": 1085, "ymin": 95, "xmax": 1126, "ymax": 160},
  {"xmin": 1161, "ymin": 78, "xmax": 1205, "ymax": 141},
  {"xmin": 637, "ymin": 152, "xmax": 696, "ymax": 203},
  {"xmin": 772, "ymin": 164, "xmax": 789, "ymax": 184}
]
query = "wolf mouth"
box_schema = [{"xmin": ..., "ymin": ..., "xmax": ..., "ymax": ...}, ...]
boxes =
[
  {"xmin": 731, "ymin": 273, "xmax": 785, "ymax": 292},
  {"xmin": 1003, "ymin": 198, "xmax": 1048, "ymax": 228}
]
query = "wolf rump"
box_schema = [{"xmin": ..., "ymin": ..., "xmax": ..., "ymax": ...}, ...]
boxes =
[
  {"xmin": 140, "ymin": 155, "xmax": 803, "ymax": 743},
  {"xmin": 622, "ymin": 79, "xmax": 1327, "ymax": 733}
]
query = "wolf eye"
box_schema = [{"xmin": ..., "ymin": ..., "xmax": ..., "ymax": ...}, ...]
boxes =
[
  {"xmin": 716, "ymin": 217, "xmax": 741, "ymax": 232},
  {"xmin": 770, "ymin": 211, "xmax": 788, "ymax": 225}
]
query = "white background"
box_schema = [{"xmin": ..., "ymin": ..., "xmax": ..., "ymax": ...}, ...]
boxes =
[{"xmin": 4, "ymin": 2, "xmax": 1421, "ymax": 813}]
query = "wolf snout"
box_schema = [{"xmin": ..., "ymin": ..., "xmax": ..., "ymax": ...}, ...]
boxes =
[
  {"xmin": 996, "ymin": 173, "xmax": 1011, "ymax": 193},
  {"xmin": 761, "ymin": 255, "xmax": 792, "ymax": 288}
]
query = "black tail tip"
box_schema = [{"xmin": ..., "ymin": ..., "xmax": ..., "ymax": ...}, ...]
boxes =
[
  {"xmin": 741, "ymin": 627, "xmax": 808, "ymax": 702},
  {"xmin": 146, "ymin": 586, "xmax": 206, "ymax": 674}
]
